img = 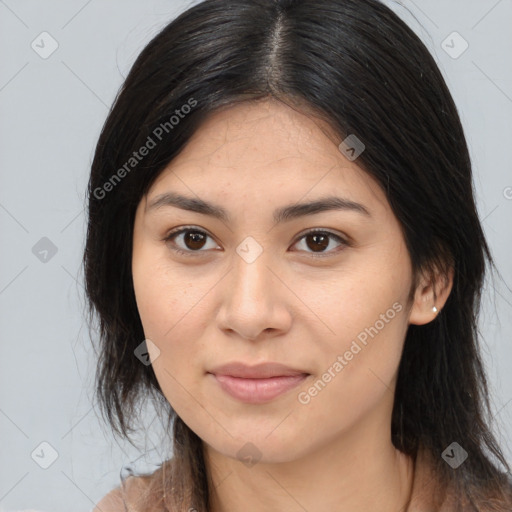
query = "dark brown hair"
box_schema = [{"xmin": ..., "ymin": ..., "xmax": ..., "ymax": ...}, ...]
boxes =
[{"xmin": 83, "ymin": 0, "xmax": 512, "ymax": 510}]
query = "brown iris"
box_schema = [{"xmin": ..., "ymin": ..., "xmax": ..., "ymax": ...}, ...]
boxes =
[
  {"xmin": 305, "ymin": 233, "xmax": 329, "ymax": 252},
  {"xmin": 183, "ymin": 230, "xmax": 207, "ymax": 250}
]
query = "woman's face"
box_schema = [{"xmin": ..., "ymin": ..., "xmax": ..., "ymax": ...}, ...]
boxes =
[{"xmin": 132, "ymin": 99, "xmax": 429, "ymax": 464}]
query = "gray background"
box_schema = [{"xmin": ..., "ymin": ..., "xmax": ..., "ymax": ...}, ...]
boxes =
[{"xmin": 1, "ymin": 1, "xmax": 511, "ymax": 510}]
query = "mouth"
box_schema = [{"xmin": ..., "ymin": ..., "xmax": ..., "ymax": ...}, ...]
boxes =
[{"xmin": 207, "ymin": 361, "xmax": 310, "ymax": 404}]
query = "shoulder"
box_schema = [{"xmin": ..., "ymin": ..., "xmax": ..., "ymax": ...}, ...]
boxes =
[
  {"xmin": 440, "ymin": 472, "xmax": 512, "ymax": 511},
  {"xmin": 93, "ymin": 475, "xmax": 151, "ymax": 512},
  {"xmin": 409, "ymin": 447, "xmax": 512, "ymax": 511},
  {"xmin": 93, "ymin": 487, "xmax": 123, "ymax": 511}
]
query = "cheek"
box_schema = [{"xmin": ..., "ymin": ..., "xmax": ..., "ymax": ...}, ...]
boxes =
[
  {"xmin": 320, "ymin": 295, "xmax": 407, "ymax": 390},
  {"xmin": 293, "ymin": 298, "xmax": 408, "ymax": 448},
  {"xmin": 131, "ymin": 249, "xmax": 215, "ymax": 403},
  {"xmin": 132, "ymin": 244, "xmax": 202, "ymax": 337},
  {"xmin": 314, "ymin": 251, "xmax": 410, "ymax": 347},
  {"xmin": 310, "ymin": 253, "xmax": 411, "ymax": 401}
]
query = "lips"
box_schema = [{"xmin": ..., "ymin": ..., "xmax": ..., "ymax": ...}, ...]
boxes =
[
  {"xmin": 209, "ymin": 361, "xmax": 309, "ymax": 379},
  {"xmin": 208, "ymin": 362, "xmax": 310, "ymax": 404}
]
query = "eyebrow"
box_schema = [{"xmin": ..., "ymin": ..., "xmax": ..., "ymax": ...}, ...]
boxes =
[{"xmin": 146, "ymin": 191, "xmax": 371, "ymax": 224}]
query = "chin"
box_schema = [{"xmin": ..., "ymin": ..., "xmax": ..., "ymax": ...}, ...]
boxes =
[{"xmin": 200, "ymin": 427, "xmax": 312, "ymax": 466}]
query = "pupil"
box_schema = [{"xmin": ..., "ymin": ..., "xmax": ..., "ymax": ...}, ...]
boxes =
[
  {"xmin": 308, "ymin": 233, "xmax": 328, "ymax": 252},
  {"xmin": 186, "ymin": 231, "xmax": 206, "ymax": 250}
]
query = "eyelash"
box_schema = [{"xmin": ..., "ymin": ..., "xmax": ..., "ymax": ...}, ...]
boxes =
[{"xmin": 162, "ymin": 226, "xmax": 349, "ymax": 259}]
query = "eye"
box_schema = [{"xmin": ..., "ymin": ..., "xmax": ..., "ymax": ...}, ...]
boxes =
[
  {"xmin": 291, "ymin": 229, "xmax": 348, "ymax": 257},
  {"xmin": 163, "ymin": 226, "xmax": 349, "ymax": 258},
  {"xmin": 163, "ymin": 226, "xmax": 219, "ymax": 257}
]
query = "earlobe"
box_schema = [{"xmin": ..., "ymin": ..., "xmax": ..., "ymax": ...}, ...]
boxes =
[{"xmin": 408, "ymin": 266, "xmax": 453, "ymax": 326}]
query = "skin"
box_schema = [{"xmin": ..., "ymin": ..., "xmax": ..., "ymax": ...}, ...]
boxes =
[{"xmin": 131, "ymin": 98, "xmax": 453, "ymax": 511}]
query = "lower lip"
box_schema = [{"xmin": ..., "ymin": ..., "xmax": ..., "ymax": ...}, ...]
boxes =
[{"xmin": 210, "ymin": 373, "xmax": 309, "ymax": 404}]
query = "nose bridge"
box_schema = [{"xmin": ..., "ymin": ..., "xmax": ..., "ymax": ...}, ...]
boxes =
[
  {"xmin": 217, "ymin": 239, "xmax": 290, "ymax": 339},
  {"xmin": 229, "ymin": 242, "xmax": 273, "ymax": 309}
]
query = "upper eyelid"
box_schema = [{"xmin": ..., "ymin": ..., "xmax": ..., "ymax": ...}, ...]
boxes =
[{"xmin": 164, "ymin": 225, "xmax": 217, "ymax": 243}]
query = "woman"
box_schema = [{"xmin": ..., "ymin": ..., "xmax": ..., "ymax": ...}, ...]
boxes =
[{"xmin": 84, "ymin": 0, "xmax": 512, "ymax": 510}]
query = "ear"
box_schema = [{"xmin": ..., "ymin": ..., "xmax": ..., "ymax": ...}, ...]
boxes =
[{"xmin": 408, "ymin": 265, "xmax": 454, "ymax": 326}]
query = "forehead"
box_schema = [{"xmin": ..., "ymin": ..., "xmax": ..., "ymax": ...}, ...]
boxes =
[
  {"xmin": 174, "ymin": 98, "xmax": 347, "ymax": 169},
  {"xmin": 144, "ymin": 99, "xmax": 390, "ymax": 216}
]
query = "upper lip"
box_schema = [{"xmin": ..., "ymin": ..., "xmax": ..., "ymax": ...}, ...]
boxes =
[{"xmin": 208, "ymin": 362, "xmax": 309, "ymax": 379}]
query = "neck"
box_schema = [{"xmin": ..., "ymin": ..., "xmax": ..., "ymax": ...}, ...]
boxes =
[{"xmin": 205, "ymin": 405, "xmax": 415, "ymax": 512}]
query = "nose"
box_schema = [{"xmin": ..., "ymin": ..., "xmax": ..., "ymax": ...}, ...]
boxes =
[{"xmin": 216, "ymin": 247, "xmax": 292, "ymax": 341}]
